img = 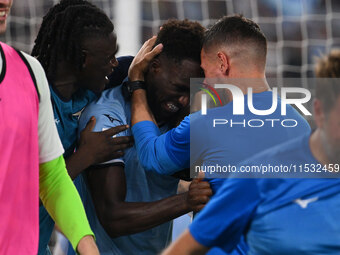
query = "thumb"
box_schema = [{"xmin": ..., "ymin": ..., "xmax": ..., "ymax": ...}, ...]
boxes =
[
  {"xmin": 192, "ymin": 171, "xmax": 205, "ymax": 183},
  {"xmin": 196, "ymin": 171, "xmax": 205, "ymax": 182},
  {"xmin": 84, "ymin": 116, "xmax": 96, "ymax": 132}
]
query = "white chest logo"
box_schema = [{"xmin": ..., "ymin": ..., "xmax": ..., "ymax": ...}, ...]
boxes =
[
  {"xmin": 294, "ymin": 197, "xmax": 318, "ymax": 209},
  {"xmin": 72, "ymin": 107, "xmax": 86, "ymax": 119}
]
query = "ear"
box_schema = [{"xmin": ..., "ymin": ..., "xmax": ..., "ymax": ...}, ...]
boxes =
[
  {"xmin": 150, "ymin": 57, "xmax": 161, "ymax": 73},
  {"xmin": 217, "ymin": 51, "xmax": 229, "ymax": 76},
  {"xmin": 313, "ymin": 99, "xmax": 325, "ymax": 128},
  {"xmin": 178, "ymin": 95, "xmax": 189, "ymax": 107}
]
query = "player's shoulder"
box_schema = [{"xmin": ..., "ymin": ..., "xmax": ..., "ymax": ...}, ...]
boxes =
[
  {"xmin": 80, "ymin": 86, "xmax": 128, "ymax": 128},
  {"xmin": 20, "ymin": 51, "xmax": 44, "ymax": 73},
  {"xmin": 98, "ymin": 85, "xmax": 126, "ymax": 107}
]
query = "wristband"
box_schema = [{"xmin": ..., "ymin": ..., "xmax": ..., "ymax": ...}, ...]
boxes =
[{"xmin": 122, "ymin": 80, "xmax": 146, "ymax": 100}]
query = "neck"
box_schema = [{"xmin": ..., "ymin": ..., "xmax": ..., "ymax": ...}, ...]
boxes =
[
  {"xmin": 309, "ymin": 129, "xmax": 331, "ymax": 165},
  {"xmin": 226, "ymin": 64, "xmax": 269, "ymax": 94},
  {"xmin": 52, "ymin": 64, "xmax": 78, "ymax": 100},
  {"xmin": 239, "ymin": 77, "xmax": 269, "ymax": 95},
  {"xmin": 223, "ymin": 76, "xmax": 270, "ymax": 96}
]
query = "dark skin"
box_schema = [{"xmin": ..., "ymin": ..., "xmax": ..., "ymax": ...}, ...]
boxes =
[
  {"xmin": 87, "ymin": 166, "xmax": 211, "ymax": 237},
  {"xmin": 52, "ymin": 32, "xmax": 133, "ymax": 180},
  {"xmin": 145, "ymin": 56, "xmax": 201, "ymax": 126},
  {"xmin": 87, "ymin": 50, "xmax": 212, "ymax": 237}
]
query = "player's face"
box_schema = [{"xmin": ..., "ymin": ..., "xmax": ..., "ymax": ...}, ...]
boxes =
[
  {"xmin": 146, "ymin": 57, "xmax": 203, "ymax": 124},
  {"xmin": 78, "ymin": 32, "xmax": 118, "ymax": 93},
  {"xmin": 0, "ymin": 0, "xmax": 13, "ymax": 34},
  {"xmin": 320, "ymin": 96, "xmax": 340, "ymax": 164},
  {"xmin": 200, "ymin": 48, "xmax": 224, "ymax": 80}
]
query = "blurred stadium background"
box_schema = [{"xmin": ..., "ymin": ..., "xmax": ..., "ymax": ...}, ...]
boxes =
[
  {"xmin": 1, "ymin": 0, "xmax": 337, "ymax": 253},
  {"xmin": 1, "ymin": 0, "xmax": 340, "ymax": 80}
]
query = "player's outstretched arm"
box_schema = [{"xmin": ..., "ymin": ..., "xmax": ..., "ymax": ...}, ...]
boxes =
[
  {"xmin": 39, "ymin": 156, "xmax": 99, "ymax": 255},
  {"xmin": 162, "ymin": 230, "xmax": 208, "ymax": 255},
  {"xmin": 132, "ymin": 115, "xmax": 190, "ymax": 175},
  {"xmin": 87, "ymin": 164, "xmax": 212, "ymax": 237}
]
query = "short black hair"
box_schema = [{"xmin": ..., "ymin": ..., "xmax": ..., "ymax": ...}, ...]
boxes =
[
  {"xmin": 31, "ymin": 0, "xmax": 114, "ymax": 82},
  {"xmin": 203, "ymin": 14, "xmax": 267, "ymax": 63},
  {"xmin": 154, "ymin": 19, "xmax": 205, "ymax": 64}
]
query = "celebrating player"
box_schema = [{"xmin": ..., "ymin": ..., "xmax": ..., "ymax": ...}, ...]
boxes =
[
  {"xmin": 0, "ymin": 0, "xmax": 100, "ymax": 254},
  {"xmin": 129, "ymin": 14, "xmax": 312, "ymax": 255},
  {"xmin": 70, "ymin": 19, "xmax": 213, "ymax": 255},
  {"xmin": 30, "ymin": 1, "xmax": 133, "ymax": 254},
  {"xmin": 162, "ymin": 50, "xmax": 340, "ymax": 254}
]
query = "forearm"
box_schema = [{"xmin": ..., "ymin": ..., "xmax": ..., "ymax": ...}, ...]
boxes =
[
  {"xmin": 65, "ymin": 148, "xmax": 93, "ymax": 180},
  {"xmin": 39, "ymin": 156, "xmax": 94, "ymax": 251},
  {"xmin": 132, "ymin": 121, "xmax": 179, "ymax": 174},
  {"xmin": 131, "ymin": 89, "xmax": 156, "ymax": 126},
  {"xmin": 129, "ymin": 36, "xmax": 163, "ymax": 127},
  {"xmin": 132, "ymin": 117, "xmax": 190, "ymax": 174},
  {"xmin": 100, "ymin": 192, "xmax": 190, "ymax": 237}
]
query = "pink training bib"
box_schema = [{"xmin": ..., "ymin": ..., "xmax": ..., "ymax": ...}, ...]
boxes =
[{"xmin": 0, "ymin": 42, "xmax": 40, "ymax": 254}]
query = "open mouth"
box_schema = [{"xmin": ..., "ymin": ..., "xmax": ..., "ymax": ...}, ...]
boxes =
[{"xmin": 0, "ymin": 9, "xmax": 9, "ymax": 19}]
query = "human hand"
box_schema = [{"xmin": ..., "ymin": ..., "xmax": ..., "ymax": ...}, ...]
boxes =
[
  {"xmin": 78, "ymin": 116, "xmax": 134, "ymax": 165},
  {"xmin": 128, "ymin": 36, "xmax": 163, "ymax": 81},
  {"xmin": 76, "ymin": 235, "xmax": 99, "ymax": 255},
  {"xmin": 185, "ymin": 172, "xmax": 212, "ymax": 212}
]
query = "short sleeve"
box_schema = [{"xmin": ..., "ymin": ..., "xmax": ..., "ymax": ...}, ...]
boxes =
[
  {"xmin": 78, "ymin": 101, "xmax": 129, "ymax": 165},
  {"xmin": 22, "ymin": 52, "xmax": 64, "ymax": 163},
  {"xmin": 189, "ymin": 178, "xmax": 261, "ymax": 252}
]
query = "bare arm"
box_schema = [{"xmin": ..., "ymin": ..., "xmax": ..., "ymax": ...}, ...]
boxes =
[
  {"xmin": 131, "ymin": 89, "xmax": 156, "ymax": 125},
  {"xmin": 162, "ymin": 230, "xmax": 209, "ymax": 255},
  {"xmin": 129, "ymin": 36, "xmax": 163, "ymax": 126},
  {"xmin": 87, "ymin": 165, "xmax": 212, "ymax": 237}
]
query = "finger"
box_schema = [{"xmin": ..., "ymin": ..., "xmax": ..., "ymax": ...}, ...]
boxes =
[
  {"xmin": 111, "ymin": 136, "xmax": 134, "ymax": 144},
  {"xmin": 193, "ymin": 204, "xmax": 206, "ymax": 212},
  {"xmin": 143, "ymin": 36, "xmax": 159, "ymax": 52},
  {"xmin": 145, "ymin": 43, "xmax": 163, "ymax": 61},
  {"xmin": 111, "ymin": 151, "xmax": 125, "ymax": 158},
  {"xmin": 147, "ymin": 36, "xmax": 157, "ymax": 46},
  {"xmin": 83, "ymin": 116, "xmax": 96, "ymax": 132},
  {"xmin": 191, "ymin": 181, "xmax": 211, "ymax": 190},
  {"xmin": 189, "ymin": 186, "xmax": 213, "ymax": 196},
  {"xmin": 102, "ymin": 151, "xmax": 125, "ymax": 162},
  {"xmin": 193, "ymin": 195, "xmax": 210, "ymax": 204},
  {"xmin": 192, "ymin": 171, "xmax": 205, "ymax": 182},
  {"xmin": 104, "ymin": 125, "xmax": 129, "ymax": 136},
  {"xmin": 112, "ymin": 143, "xmax": 133, "ymax": 152},
  {"xmin": 192, "ymin": 188, "xmax": 213, "ymax": 197},
  {"xmin": 112, "ymin": 143, "xmax": 133, "ymax": 151},
  {"xmin": 141, "ymin": 36, "xmax": 157, "ymax": 52}
]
